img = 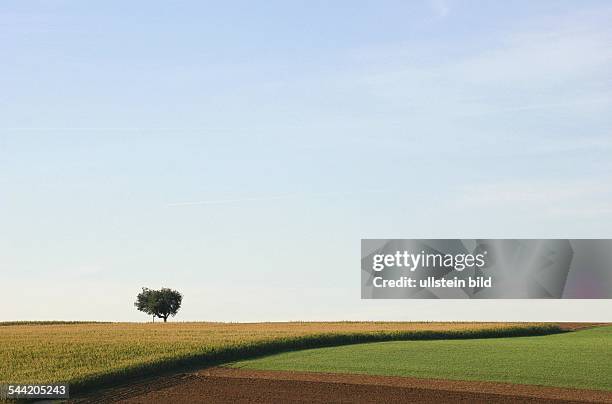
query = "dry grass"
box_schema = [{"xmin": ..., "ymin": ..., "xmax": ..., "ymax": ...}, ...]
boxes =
[{"xmin": 0, "ymin": 322, "xmax": 561, "ymax": 393}]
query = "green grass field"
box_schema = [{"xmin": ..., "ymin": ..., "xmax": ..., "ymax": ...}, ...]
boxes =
[
  {"xmin": 0, "ymin": 322, "xmax": 560, "ymax": 393},
  {"xmin": 230, "ymin": 325, "xmax": 612, "ymax": 391}
]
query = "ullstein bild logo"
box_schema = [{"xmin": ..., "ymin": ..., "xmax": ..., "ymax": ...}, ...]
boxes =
[{"xmin": 361, "ymin": 239, "xmax": 612, "ymax": 299}]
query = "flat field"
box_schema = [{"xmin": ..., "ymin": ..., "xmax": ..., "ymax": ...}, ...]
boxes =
[
  {"xmin": 0, "ymin": 322, "xmax": 558, "ymax": 392},
  {"xmin": 231, "ymin": 325, "xmax": 612, "ymax": 391}
]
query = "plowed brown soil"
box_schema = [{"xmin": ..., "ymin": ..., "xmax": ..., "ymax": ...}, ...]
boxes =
[{"xmin": 73, "ymin": 367, "xmax": 612, "ymax": 403}]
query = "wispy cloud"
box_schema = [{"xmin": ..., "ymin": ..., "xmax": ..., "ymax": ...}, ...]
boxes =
[
  {"xmin": 456, "ymin": 178, "xmax": 612, "ymax": 218},
  {"xmin": 168, "ymin": 190, "xmax": 389, "ymax": 207},
  {"xmin": 429, "ymin": 0, "xmax": 451, "ymax": 19},
  {"xmin": 168, "ymin": 194, "xmax": 296, "ymax": 207},
  {"xmin": 347, "ymin": 5, "xmax": 612, "ymax": 120}
]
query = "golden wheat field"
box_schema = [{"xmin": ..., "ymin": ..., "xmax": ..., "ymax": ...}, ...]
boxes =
[{"xmin": 0, "ymin": 322, "xmax": 560, "ymax": 392}]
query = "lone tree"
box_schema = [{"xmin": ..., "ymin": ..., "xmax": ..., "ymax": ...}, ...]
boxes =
[{"xmin": 134, "ymin": 287, "xmax": 183, "ymax": 322}]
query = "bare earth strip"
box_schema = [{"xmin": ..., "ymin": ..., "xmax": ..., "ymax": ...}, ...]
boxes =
[{"xmin": 74, "ymin": 367, "xmax": 612, "ymax": 404}]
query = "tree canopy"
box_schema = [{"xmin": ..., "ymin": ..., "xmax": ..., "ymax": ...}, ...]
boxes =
[{"xmin": 134, "ymin": 287, "xmax": 183, "ymax": 322}]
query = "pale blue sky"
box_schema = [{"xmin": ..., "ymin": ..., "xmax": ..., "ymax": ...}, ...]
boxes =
[{"xmin": 1, "ymin": 1, "xmax": 611, "ymax": 321}]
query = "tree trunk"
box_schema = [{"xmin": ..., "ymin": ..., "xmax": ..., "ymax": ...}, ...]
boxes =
[{"xmin": 163, "ymin": 316, "xmax": 167, "ymax": 322}]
